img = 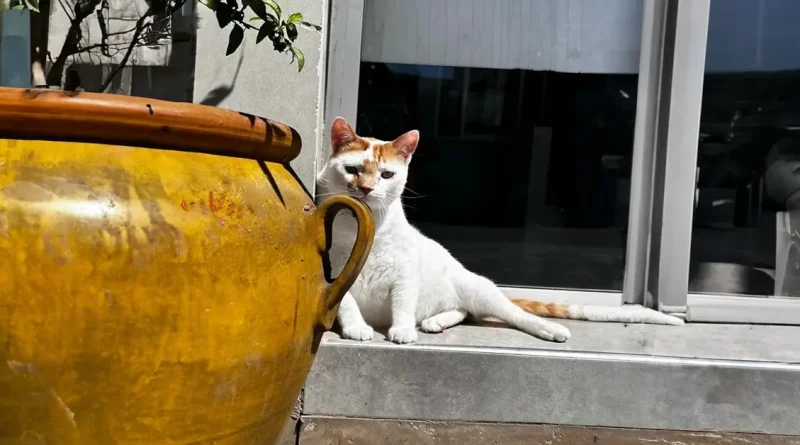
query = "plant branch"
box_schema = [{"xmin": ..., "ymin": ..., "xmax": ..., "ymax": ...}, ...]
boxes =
[
  {"xmin": 46, "ymin": 0, "xmax": 103, "ymax": 87},
  {"xmin": 32, "ymin": 0, "xmax": 305, "ymax": 90},
  {"xmin": 96, "ymin": 11, "xmax": 153, "ymax": 93},
  {"xmin": 94, "ymin": 0, "xmax": 187, "ymax": 93}
]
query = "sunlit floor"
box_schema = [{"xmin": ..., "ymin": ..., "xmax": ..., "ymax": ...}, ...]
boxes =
[{"xmin": 324, "ymin": 319, "xmax": 800, "ymax": 364}]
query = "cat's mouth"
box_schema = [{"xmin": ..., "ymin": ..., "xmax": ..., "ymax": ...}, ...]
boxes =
[{"xmin": 346, "ymin": 192, "xmax": 379, "ymax": 212}]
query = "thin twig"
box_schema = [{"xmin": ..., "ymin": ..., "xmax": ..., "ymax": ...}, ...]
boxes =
[
  {"xmin": 46, "ymin": 0, "xmax": 103, "ymax": 86},
  {"xmin": 95, "ymin": 0, "xmax": 187, "ymax": 92},
  {"xmin": 96, "ymin": 11, "xmax": 153, "ymax": 92},
  {"xmin": 72, "ymin": 43, "xmax": 105, "ymax": 54}
]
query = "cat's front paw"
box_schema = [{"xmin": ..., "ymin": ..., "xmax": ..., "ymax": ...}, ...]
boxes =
[
  {"xmin": 388, "ymin": 326, "xmax": 418, "ymax": 344},
  {"xmin": 341, "ymin": 323, "xmax": 374, "ymax": 341},
  {"xmin": 534, "ymin": 321, "xmax": 571, "ymax": 342}
]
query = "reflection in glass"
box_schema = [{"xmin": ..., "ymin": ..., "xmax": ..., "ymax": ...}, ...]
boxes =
[
  {"xmin": 691, "ymin": 0, "xmax": 800, "ymax": 296},
  {"xmin": 357, "ymin": 63, "xmax": 638, "ymax": 291}
]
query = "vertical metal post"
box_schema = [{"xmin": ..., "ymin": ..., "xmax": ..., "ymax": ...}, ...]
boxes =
[{"xmin": 647, "ymin": 0, "xmax": 710, "ymax": 315}]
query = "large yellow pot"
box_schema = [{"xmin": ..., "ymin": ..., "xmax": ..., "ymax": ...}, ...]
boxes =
[{"xmin": 0, "ymin": 88, "xmax": 374, "ymax": 444}]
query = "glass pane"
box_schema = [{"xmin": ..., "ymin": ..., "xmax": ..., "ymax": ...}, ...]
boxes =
[
  {"xmin": 356, "ymin": 64, "xmax": 640, "ymax": 290},
  {"xmin": 691, "ymin": 0, "xmax": 800, "ymax": 297}
]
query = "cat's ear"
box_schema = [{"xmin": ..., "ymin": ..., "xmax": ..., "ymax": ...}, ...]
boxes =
[
  {"xmin": 393, "ymin": 130, "xmax": 420, "ymax": 162},
  {"xmin": 331, "ymin": 117, "xmax": 357, "ymax": 155}
]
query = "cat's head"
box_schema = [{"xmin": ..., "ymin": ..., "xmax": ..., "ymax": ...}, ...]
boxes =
[{"xmin": 319, "ymin": 117, "xmax": 419, "ymax": 208}]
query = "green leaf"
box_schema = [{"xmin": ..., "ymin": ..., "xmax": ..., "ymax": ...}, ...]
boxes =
[
  {"xmin": 272, "ymin": 36, "xmax": 288, "ymax": 52},
  {"xmin": 256, "ymin": 19, "xmax": 277, "ymax": 44},
  {"xmin": 286, "ymin": 22, "xmax": 298, "ymax": 41},
  {"xmin": 287, "ymin": 12, "xmax": 303, "ymax": 24},
  {"xmin": 23, "ymin": 0, "xmax": 39, "ymax": 12},
  {"xmin": 249, "ymin": 16, "xmax": 263, "ymax": 21},
  {"xmin": 291, "ymin": 47, "xmax": 304, "ymax": 72},
  {"xmin": 10, "ymin": 4, "xmax": 26, "ymax": 10},
  {"xmin": 226, "ymin": 24, "xmax": 245, "ymax": 55},
  {"xmin": 262, "ymin": 0, "xmax": 281, "ymax": 18},
  {"xmin": 215, "ymin": 2, "xmax": 233, "ymax": 27},
  {"xmin": 243, "ymin": 0, "xmax": 270, "ymax": 22},
  {"xmin": 203, "ymin": 0, "xmax": 217, "ymax": 11}
]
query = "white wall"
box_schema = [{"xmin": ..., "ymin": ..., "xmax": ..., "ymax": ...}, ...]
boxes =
[
  {"xmin": 193, "ymin": 0, "xmax": 328, "ymax": 191},
  {"xmin": 42, "ymin": 0, "xmax": 326, "ymax": 190}
]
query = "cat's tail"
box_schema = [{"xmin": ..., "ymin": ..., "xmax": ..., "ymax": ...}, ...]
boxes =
[{"xmin": 510, "ymin": 299, "xmax": 684, "ymax": 326}]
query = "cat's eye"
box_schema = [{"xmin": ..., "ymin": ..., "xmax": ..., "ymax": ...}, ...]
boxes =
[
  {"xmin": 345, "ymin": 166, "xmax": 358, "ymax": 175},
  {"xmin": 381, "ymin": 171, "xmax": 395, "ymax": 179}
]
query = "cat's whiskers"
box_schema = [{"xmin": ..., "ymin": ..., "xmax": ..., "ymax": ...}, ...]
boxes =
[{"xmin": 403, "ymin": 186, "xmax": 424, "ymax": 196}]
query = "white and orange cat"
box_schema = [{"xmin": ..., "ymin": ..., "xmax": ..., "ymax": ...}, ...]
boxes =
[{"xmin": 316, "ymin": 118, "xmax": 683, "ymax": 344}]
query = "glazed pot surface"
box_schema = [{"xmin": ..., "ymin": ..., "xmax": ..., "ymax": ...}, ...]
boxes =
[{"xmin": 0, "ymin": 89, "xmax": 373, "ymax": 444}]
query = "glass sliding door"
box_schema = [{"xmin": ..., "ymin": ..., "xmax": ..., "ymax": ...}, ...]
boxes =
[
  {"xmin": 691, "ymin": 0, "xmax": 800, "ymax": 299},
  {"xmin": 354, "ymin": 0, "xmax": 645, "ymax": 293}
]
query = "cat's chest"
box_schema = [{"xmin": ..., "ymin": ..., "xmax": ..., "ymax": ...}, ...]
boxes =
[{"xmin": 330, "ymin": 217, "xmax": 406, "ymax": 287}]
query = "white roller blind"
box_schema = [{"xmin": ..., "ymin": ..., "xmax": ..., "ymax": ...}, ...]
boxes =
[{"xmin": 361, "ymin": 0, "xmax": 643, "ymax": 74}]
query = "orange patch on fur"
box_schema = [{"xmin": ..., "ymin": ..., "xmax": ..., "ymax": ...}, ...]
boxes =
[
  {"xmin": 333, "ymin": 136, "xmax": 370, "ymax": 154},
  {"xmin": 362, "ymin": 159, "xmax": 378, "ymax": 174},
  {"xmin": 356, "ymin": 160, "xmax": 377, "ymax": 189},
  {"xmin": 334, "ymin": 137, "xmax": 405, "ymax": 164},
  {"xmin": 510, "ymin": 299, "xmax": 571, "ymax": 319},
  {"xmin": 372, "ymin": 142, "xmax": 406, "ymax": 163}
]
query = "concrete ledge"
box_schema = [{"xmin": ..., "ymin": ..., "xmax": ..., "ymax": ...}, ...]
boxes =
[
  {"xmin": 298, "ymin": 416, "xmax": 800, "ymax": 445},
  {"xmin": 305, "ymin": 322, "xmax": 800, "ymax": 435}
]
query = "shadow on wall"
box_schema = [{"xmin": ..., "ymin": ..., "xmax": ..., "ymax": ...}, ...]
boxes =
[
  {"xmin": 198, "ymin": 52, "xmax": 244, "ymax": 106},
  {"xmin": 62, "ymin": 1, "xmax": 199, "ymax": 103}
]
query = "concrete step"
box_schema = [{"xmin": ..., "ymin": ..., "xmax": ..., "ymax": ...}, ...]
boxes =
[{"xmin": 303, "ymin": 321, "xmax": 800, "ymax": 437}]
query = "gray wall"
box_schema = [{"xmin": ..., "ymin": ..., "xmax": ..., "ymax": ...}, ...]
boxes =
[{"xmin": 193, "ymin": 0, "xmax": 328, "ymax": 191}]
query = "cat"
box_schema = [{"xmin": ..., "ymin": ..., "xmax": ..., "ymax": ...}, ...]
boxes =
[{"xmin": 316, "ymin": 117, "xmax": 684, "ymax": 344}]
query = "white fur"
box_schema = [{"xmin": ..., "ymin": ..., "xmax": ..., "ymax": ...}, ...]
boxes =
[
  {"xmin": 567, "ymin": 305, "xmax": 684, "ymax": 325},
  {"xmin": 317, "ymin": 125, "xmax": 682, "ymax": 344}
]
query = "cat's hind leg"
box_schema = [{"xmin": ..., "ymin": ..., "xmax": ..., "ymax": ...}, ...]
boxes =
[
  {"xmin": 454, "ymin": 272, "xmax": 571, "ymax": 342},
  {"xmin": 420, "ymin": 310, "xmax": 468, "ymax": 333}
]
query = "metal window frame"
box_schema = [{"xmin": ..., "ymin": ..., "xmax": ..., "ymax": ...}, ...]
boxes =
[
  {"xmin": 642, "ymin": 0, "xmax": 710, "ymax": 318},
  {"xmin": 622, "ymin": 0, "xmax": 668, "ymax": 306},
  {"xmin": 648, "ymin": 0, "xmax": 800, "ymax": 325},
  {"xmin": 321, "ymin": 0, "xmax": 367, "ymax": 166},
  {"xmin": 321, "ymin": 0, "xmax": 800, "ymax": 321},
  {"xmin": 323, "ymin": 0, "xmax": 662, "ymax": 307}
]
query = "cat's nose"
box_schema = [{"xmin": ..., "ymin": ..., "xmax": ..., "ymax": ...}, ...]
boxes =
[{"xmin": 358, "ymin": 185, "xmax": 374, "ymax": 195}]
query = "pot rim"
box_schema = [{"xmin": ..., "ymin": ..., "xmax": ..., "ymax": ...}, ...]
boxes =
[{"xmin": 0, "ymin": 87, "xmax": 302, "ymax": 162}]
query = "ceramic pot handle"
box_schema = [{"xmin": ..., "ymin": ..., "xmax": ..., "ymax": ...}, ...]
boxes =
[{"xmin": 316, "ymin": 195, "xmax": 375, "ymax": 328}]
